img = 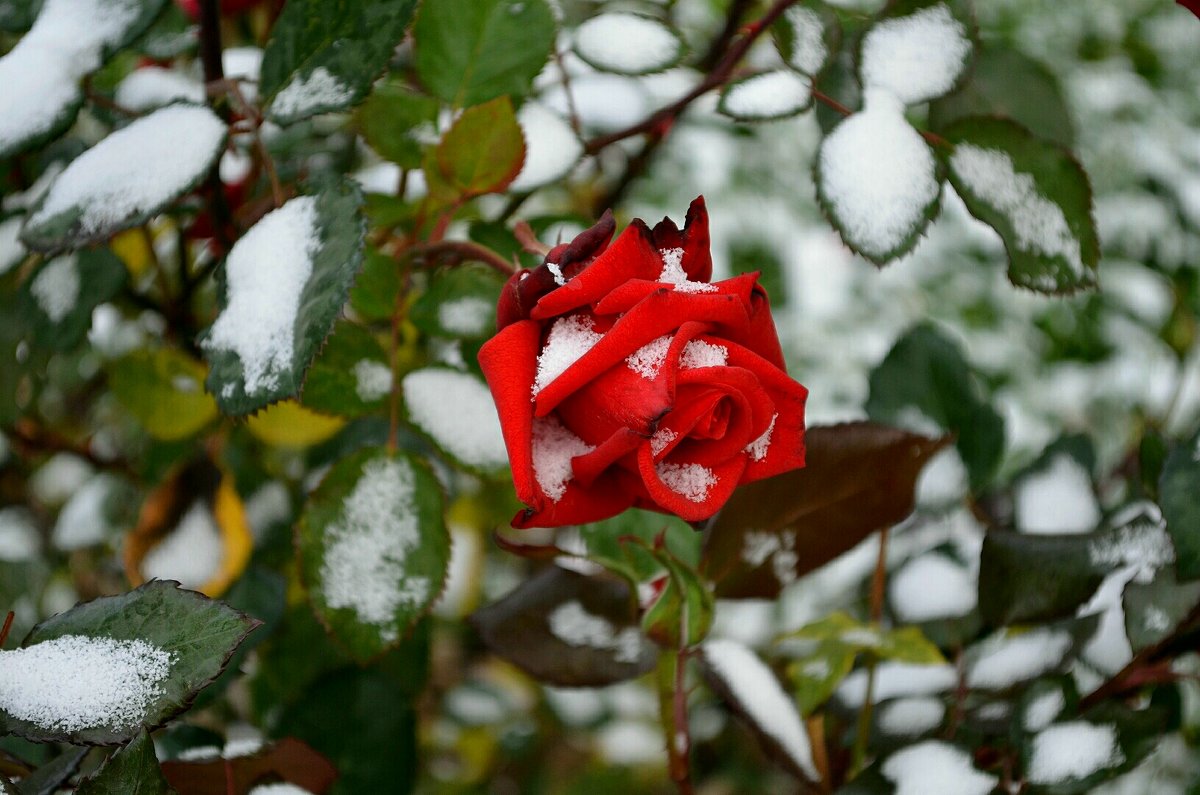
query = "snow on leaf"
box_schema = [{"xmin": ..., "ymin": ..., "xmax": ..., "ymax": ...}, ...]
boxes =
[
  {"xmin": 889, "ymin": 553, "xmax": 977, "ymax": 623},
  {"xmin": 779, "ymin": 6, "xmax": 828, "ymax": 76},
  {"xmin": 965, "ymin": 627, "xmax": 1072, "ymax": 689},
  {"xmin": 860, "ymin": 3, "xmax": 972, "ymax": 106},
  {"xmin": 402, "ymin": 367, "xmax": 509, "ymax": 472},
  {"xmin": 573, "ymin": 12, "xmax": 683, "ymax": 76},
  {"xmin": 510, "ymin": 102, "xmax": 584, "ymax": 192},
  {"xmin": 114, "ymin": 66, "xmax": 204, "ymax": 111},
  {"xmin": 719, "ymin": 70, "xmax": 813, "ymax": 122},
  {"xmin": 22, "ymin": 105, "xmax": 226, "ymax": 251},
  {"xmin": 268, "ymin": 66, "xmax": 354, "ymax": 123},
  {"xmin": 1028, "ymin": 722, "xmax": 1124, "ymax": 784},
  {"xmin": 1014, "ymin": 453, "xmax": 1099, "ymax": 535},
  {"xmin": 882, "ymin": 741, "xmax": 997, "ymax": 795},
  {"xmin": 816, "ymin": 90, "xmax": 940, "ymax": 262}
]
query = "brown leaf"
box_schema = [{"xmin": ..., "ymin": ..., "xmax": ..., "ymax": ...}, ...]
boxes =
[
  {"xmin": 161, "ymin": 738, "xmax": 336, "ymax": 795},
  {"xmin": 702, "ymin": 422, "xmax": 950, "ymax": 598}
]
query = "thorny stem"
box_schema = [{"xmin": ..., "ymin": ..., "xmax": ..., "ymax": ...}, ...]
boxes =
[
  {"xmin": 195, "ymin": 0, "xmax": 235, "ymax": 256},
  {"xmin": 658, "ymin": 648, "xmax": 695, "ymax": 795},
  {"xmin": 407, "ymin": 240, "xmax": 517, "ymax": 277},
  {"xmin": 851, "ymin": 527, "xmax": 890, "ymax": 776},
  {"xmin": 0, "ymin": 611, "xmax": 14, "ymax": 648}
]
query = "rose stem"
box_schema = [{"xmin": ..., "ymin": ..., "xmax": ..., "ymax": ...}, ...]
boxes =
[
  {"xmin": 197, "ymin": 0, "xmax": 234, "ymax": 253},
  {"xmin": 658, "ymin": 648, "xmax": 696, "ymax": 795},
  {"xmin": 850, "ymin": 526, "xmax": 890, "ymax": 777},
  {"xmin": 0, "ymin": 611, "xmax": 14, "ymax": 648}
]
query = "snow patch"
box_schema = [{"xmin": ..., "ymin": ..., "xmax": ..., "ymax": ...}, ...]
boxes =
[
  {"xmin": 656, "ymin": 461, "xmax": 718, "ymax": 503},
  {"xmin": 438, "ymin": 296, "xmax": 493, "ymax": 337},
  {"xmin": 1024, "ymin": 688, "xmax": 1065, "ymax": 732},
  {"xmin": 744, "ymin": 414, "xmax": 777, "ymax": 461},
  {"xmin": 1028, "ymin": 722, "xmax": 1124, "ymax": 784},
  {"xmin": 532, "ymin": 416, "xmax": 594, "ymax": 502},
  {"xmin": 573, "ymin": 12, "xmax": 680, "ymax": 74},
  {"xmin": 784, "ymin": 6, "xmax": 827, "ymax": 75},
  {"xmin": 115, "ymin": 67, "xmax": 204, "ymax": 110},
  {"xmin": 548, "ymin": 600, "xmax": 644, "ymax": 663},
  {"xmin": 878, "ymin": 696, "xmax": 946, "ymax": 737},
  {"xmin": 658, "ymin": 247, "xmax": 715, "ymax": 292},
  {"xmin": 30, "ymin": 255, "xmax": 79, "ymax": 323},
  {"xmin": 270, "ymin": 66, "xmax": 353, "ymax": 119},
  {"xmin": 882, "ymin": 741, "xmax": 996, "ymax": 795},
  {"xmin": 1015, "ymin": 453, "xmax": 1100, "ymax": 535},
  {"xmin": 0, "ymin": 217, "xmax": 26, "ymax": 275},
  {"xmin": 0, "ymin": 508, "xmax": 39, "ymax": 562},
  {"xmin": 141, "ymin": 502, "xmax": 224, "ymax": 590},
  {"xmin": 627, "ymin": 335, "xmax": 672, "ymax": 379},
  {"xmin": 889, "ymin": 553, "xmax": 977, "ymax": 622},
  {"xmin": 860, "ymin": 4, "xmax": 971, "ymax": 106},
  {"xmin": 966, "ymin": 628, "xmax": 1072, "ymax": 689},
  {"xmin": 534, "ymin": 314, "xmax": 603, "ymax": 395},
  {"xmin": 681, "ymin": 339, "xmax": 728, "ymax": 369},
  {"xmin": 352, "ymin": 359, "xmax": 392, "ymax": 402},
  {"xmin": 836, "ymin": 662, "xmax": 957, "ymax": 708},
  {"xmin": 403, "ymin": 368, "xmax": 508, "ymax": 470},
  {"xmin": 511, "ymin": 102, "xmax": 583, "ymax": 192},
  {"xmin": 722, "ymin": 71, "xmax": 812, "ymax": 120}
]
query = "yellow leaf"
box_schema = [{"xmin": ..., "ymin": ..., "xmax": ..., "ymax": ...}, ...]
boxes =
[
  {"xmin": 246, "ymin": 400, "xmax": 345, "ymax": 447},
  {"xmin": 110, "ymin": 228, "xmax": 154, "ymax": 278}
]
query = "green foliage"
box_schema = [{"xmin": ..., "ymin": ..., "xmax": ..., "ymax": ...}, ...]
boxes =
[
  {"xmin": 107, "ymin": 348, "xmax": 218, "ymax": 440},
  {"xmin": 1160, "ymin": 429, "xmax": 1200, "ymax": 580},
  {"xmin": 19, "ymin": 249, "xmax": 126, "ymax": 351},
  {"xmin": 433, "ymin": 96, "xmax": 526, "ymax": 197},
  {"xmin": 358, "ymin": 80, "xmax": 439, "ymax": 169},
  {"xmin": 75, "ymin": 730, "xmax": 171, "ymax": 795},
  {"xmin": 300, "ymin": 321, "xmax": 391, "ymax": 418}
]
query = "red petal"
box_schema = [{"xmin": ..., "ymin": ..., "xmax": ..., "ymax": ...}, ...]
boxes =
[
  {"xmin": 530, "ymin": 220, "xmax": 661, "ymax": 320},
  {"xmin": 636, "ymin": 444, "xmax": 744, "ymax": 521},
  {"xmin": 477, "ymin": 320, "xmax": 542, "ymax": 508},
  {"xmin": 510, "ymin": 467, "xmax": 639, "ymax": 528}
]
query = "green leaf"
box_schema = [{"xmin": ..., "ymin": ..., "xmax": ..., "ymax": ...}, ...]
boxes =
[
  {"xmin": 702, "ymin": 422, "xmax": 950, "ymax": 599},
  {"xmin": 413, "ymin": 0, "xmax": 556, "ymax": 108},
  {"xmin": 788, "ymin": 646, "xmax": 856, "ymax": 716},
  {"xmin": 866, "ymin": 322, "xmax": 1005, "ymax": 491},
  {"xmin": 19, "ymin": 248, "xmax": 127, "ymax": 352},
  {"xmin": 641, "ymin": 545, "xmax": 714, "ymax": 650},
  {"xmin": 577, "ymin": 507, "xmax": 700, "ymax": 585},
  {"xmin": 434, "ymin": 96, "xmax": 526, "ymax": 196},
  {"xmin": 572, "ymin": 12, "xmax": 684, "ymax": 76},
  {"xmin": 773, "ymin": 2, "xmax": 839, "ymax": 77},
  {"xmin": 942, "ymin": 116, "xmax": 1099, "ymax": 294},
  {"xmin": 400, "ymin": 367, "xmax": 509, "ymax": 474},
  {"xmin": 260, "ymin": 0, "xmax": 418, "ymax": 125},
  {"xmin": 300, "ymin": 322, "xmax": 390, "ymax": 418},
  {"xmin": 1160, "ymin": 430, "xmax": 1200, "ymax": 580},
  {"xmin": 76, "ymin": 731, "xmax": 171, "ymax": 795},
  {"xmin": 296, "ymin": 448, "xmax": 449, "ymax": 662},
  {"xmin": 929, "ymin": 44, "xmax": 1075, "ymax": 148},
  {"xmin": 202, "ymin": 181, "xmax": 366, "ymax": 416},
  {"xmin": 12, "ymin": 748, "xmax": 87, "ymax": 795},
  {"xmin": 0, "ymin": 581, "xmax": 258, "ymax": 745},
  {"xmin": 20, "ymin": 106, "xmax": 227, "ymax": 252},
  {"xmin": 107, "ymin": 349, "xmax": 218, "ymax": 441},
  {"xmin": 1123, "ymin": 567, "xmax": 1200, "ymax": 652},
  {"xmin": 358, "ymin": 80, "xmax": 439, "ymax": 169},
  {"xmin": 0, "ymin": 0, "xmax": 166, "ymax": 159},
  {"xmin": 409, "ymin": 264, "xmax": 504, "ymax": 340},
  {"xmin": 275, "ymin": 668, "xmax": 417, "ymax": 795},
  {"xmin": 785, "ymin": 612, "xmax": 944, "ymax": 665},
  {"xmin": 349, "ymin": 246, "xmax": 402, "ymax": 322},
  {"xmin": 471, "ymin": 567, "xmax": 656, "ymax": 686}
]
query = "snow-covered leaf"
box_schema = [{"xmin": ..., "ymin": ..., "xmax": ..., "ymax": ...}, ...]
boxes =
[
  {"xmin": 6, "ymin": 747, "xmax": 88, "ymax": 795},
  {"xmin": 572, "ymin": 12, "xmax": 683, "ymax": 75},
  {"xmin": 471, "ymin": 567, "xmax": 656, "ymax": 687},
  {"xmin": 944, "ymin": 117, "xmax": 1099, "ymax": 293},
  {"xmin": 19, "ymin": 248, "xmax": 126, "ymax": 351},
  {"xmin": 701, "ymin": 639, "xmax": 819, "ymax": 783},
  {"xmin": 816, "ymin": 91, "xmax": 942, "ymax": 263},
  {"xmin": 866, "ymin": 323, "xmax": 1005, "ymax": 491},
  {"xmin": 929, "ymin": 43, "xmax": 1075, "ymax": 148},
  {"xmin": 1160, "ymin": 428, "xmax": 1200, "ymax": 580},
  {"xmin": 260, "ymin": 0, "xmax": 418, "ymax": 125},
  {"xmin": 0, "ymin": 0, "xmax": 166, "ymax": 159},
  {"xmin": 703, "ymin": 422, "xmax": 949, "ymax": 599},
  {"xmin": 718, "ymin": 70, "xmax": 813, "ymax": 122},
  {"xmin": 201, "ymin": 181, "xmax": 365, "ymax": 415},
  {"xmin": 433, "ymin": 96, "xmax": 526, "ymax": 197},
  {"xmin": 300, "ymin": 321, "xmax": 391, "ymax": 419},
  {"xmin": 107, "ymin": 348, "xmax": 218, "ymax": 440},
  {"xmin": 510, "ymin": 102, "xmax": 583, "ymax": 192},
  {"xmin": 1123, "ymin": 568, "xmax": 1200, "ymax": 652},
  {"xmin": 0, "ymin": 581, "xmax": 258, "ymax": 745},
  {"xmin": 402, "ymin": 367, "xmax": 508, "ymax": 474},
  {"xmin": 773, "ymin": 3, "xmax": 838, "ymax": 77},
  {"xmin": 114, "ymin": 66, "xmax": 204, "ymax": 112},
  {"xmin": 159, "ymin": 737, "xmax": 337, "ymax": 795},
  {"xmin": 409, "ymin": 264, "xmax": 504, "ymax": 340},
  {"xmin": 21, "ymin": 105, "xmax": 226, "ymax": 252},
  {"xmin": 963, "ymin": 617, "xmax": 1098, "ymax": 692},
  {"xmin": 859, "ymin": 0, "xmax": 973, "ymax": 106},
  {"xmin": 878, "ymin": 740, "xmax": 997, "ymax": 795},
  {"xmin": 296, "ymin": 448, "xmax": 449, "ymax": 662},
  {"xmin": 414, "ymin": 0, "xmax": 556, "ymax": 108},
  {"xmin": 358, "ymin": 80, "xmax": 439, "ymax": 169},
  {"xmin": 76, "ymin": 730, "xmax": 171, "ymax": 795}
]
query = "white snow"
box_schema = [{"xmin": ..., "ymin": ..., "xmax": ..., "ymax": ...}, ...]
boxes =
[
  {"xmin": 836, "ymin": 662, "xmax": 958, "ymax": 708},
  {"xmin": 878, "ymin": 696, "xmax": 945, "ymax": 736},
  {"xmin": 656, "ymin": 462, "xmax": 718, "ymax": 503},
  {"xmin": 882, "ymin": 741, "xmax": 997, "ymax": 795},
  {"xmin": 0, "ymin": 217, "xmax": 25, "ymax": 275},
  {"xmin": 28, "ymin": 105, "xmax": 227, "ymax": 238},
  {"xmin": 681, "ymin": 339, "xmax": 728, "ymax": 369},
  {"xmin": 658, "ymin": 247, "xmax": 715, "ymax": 292},
  {"xmin": 30, "ymin": 256, "xmax": 79, "ymax": 323},
  {"xmin": 819, "ymin": 91, "xmax": 939, "ymax": 259},
  {"xmin": 531, "ymin": 416, "xmax": 594, "ymax": 502},
  {"xmin": 702, "ymin": 639, "xmax": 818, "ymax": 780},
  {"xmin": 951, "ymin": 144, "xmax": 1088, "ymax": 289},
  {"xmin": 860, "ymin": 4, "xmax": 971, "ymax": 106},
  {"xmin": 533, "ymin": 314, "xmax": 603, "ymax": 395},
  {"xmin": 650, "ymin": 428, "xmax": 678, "ymax": 456},
  {"xmin": 1088, "ymin": 520, "xmax": 1174, "ymax": 583},
  {"xmin": 320, "ymin": 456, "xmax": 428, "ymax": 642},
  {"xmin": 722, "ymin": 71, "xmax": 812, "ymax": 120},
  {"xmin": 52, "ymin": 473, "xmax": 118, "ymax": 550},
  {"xmin": 0, "ymin": 508, "xmax": 39, "ymax": 562},
  {"xmin": 30, "ymin": 454, "xmax": 92, "ymax": 505},
  {"xmin": 248, "ymin": 785, "xmax": 315, "ymax": 795},
  {"xmin": 1015, "ymin": 453, "xmax": 1100, "ymax": 535},
  {"xmin": 547, "ymin": 600, "xmax": 644, "ymax": 663},
  {"xmin": 402, "ymin": 368, "xmax": 508, "ymax": 470},
  {"xmin": 269, "ymin": 66, "xmax": 353, "ymax": 120},
  {"xmin": 915, "ymin": 447, "xmax": 969, "ymax": 507},
  {"xmin": 115, "ymin": 67, "xmax": 205, "ymax": 111},
  {"xmin": 889, "ymin": 553, "xmax": 976, "ymax": 622},
  {"xmin": 627, "ymin": 335, "xmax": 672, "ymax": 379},
  {"xmin": 740, "ymin": 531, "xmax": 799, "ymax": 586},
  {"xmin": 1028, "ymin": 722, "xmax": 1124, "ymax": 784},
  {"xmin": 597, "ymin": 720, "xmax": 664, "ymax": 765},
  {"xmin": 1078, "ymin": 569, "xmax": 1135, "ymax": 674},
  {"xmin": 784, "ymin": 6, "xmax": 827, "ymax": 75},
  {"xmin": 744, "ymin": 414, "xmax": 777, "ymax": 461},
  {"xmin": 1024, "ymin": 688, "xmax": 1065, "ymax": 732},
  {"xmin": 573, "ymin": 13, "xmax": 681, "ymax": 75},
  {"xmin": 438, "ymin": 296, "xmax": 493, "ymax": 336},
  {"xmin": 353, "ymin": 359, "xmax": 392, "ymax": 402},
  {"xmin": 966, "ymin": 627, "xmax": 1073, "ymax": 689},
  {"xmin": 0, "ymin": 634, "xmax": 172, "ymax": 733},
  {"xmin": 511, "ymin": 102, "xmax": 584, "ymax": 192},
  {"xmin": 203, "ymin": 196, "xmax": 321, "ymax": 397},
  {"xmin": 141, "ymin": 501, "xmax": 224, "ymax": 590}
]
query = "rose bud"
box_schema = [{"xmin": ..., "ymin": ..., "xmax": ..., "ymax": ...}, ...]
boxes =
[{"xmin": 479, "ymin": 197, "xmax": 808, "ymax": 528}]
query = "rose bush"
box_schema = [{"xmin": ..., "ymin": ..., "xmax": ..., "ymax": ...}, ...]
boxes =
[{"xmin": 479, "ymin": 197, "xmax": 808, "ymax": 528}]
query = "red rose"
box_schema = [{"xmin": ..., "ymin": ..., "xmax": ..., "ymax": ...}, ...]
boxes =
[{"xmin": 479, "ymin": 197, "xmax": 808, "ymax": 528}]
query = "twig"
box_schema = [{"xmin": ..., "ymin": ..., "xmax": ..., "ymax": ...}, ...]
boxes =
[
  {"xmin": 658, "ymin": 649, "xmax": 695, "ymax": 795},
  {"xmin": 197, "ymin": 0, "xmax": 235, "ymax": 252},
  {"xmin": 851, "ymin": 527, "xmax": 890, "ymax": 775},
  {"xmin": 0, "ymin": 611, "xmax": 14, "ymax": 648},
  {"xmin": 697, "ymin": 0, "xmax": 756, "ymax": 72},
  {"xmin": 408, "ymin": 240, "xmax": 517, "ymax": 276}
]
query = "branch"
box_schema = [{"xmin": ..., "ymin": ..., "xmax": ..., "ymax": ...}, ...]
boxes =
[
  {"xmin": 197, "ymin": 0, "xmax": 235, "ymax": 253},
  {"xmin": 407, "ymin": 240, "xmax": 517, "ymax": 276}
]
